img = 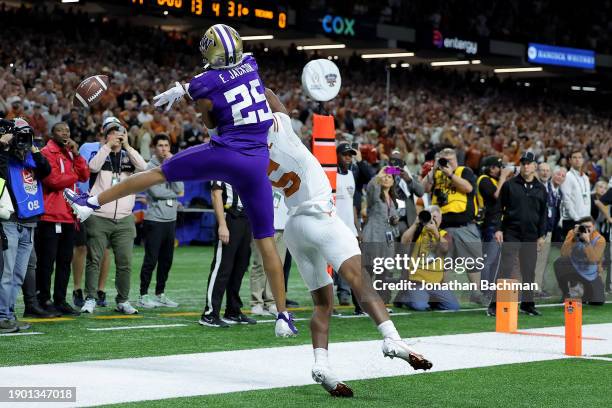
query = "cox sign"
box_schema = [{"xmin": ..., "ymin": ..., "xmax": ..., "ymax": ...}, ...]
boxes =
[{"xmin": 322, "ymin": 15, "xmax": 355, "ymax": 36}]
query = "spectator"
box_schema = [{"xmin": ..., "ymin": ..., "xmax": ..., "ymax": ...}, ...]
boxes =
[
  {"xmin": 80, "ymin": 117, "xmax": 146, "ymax": 314},
  {"xmin": 0, "ymin": 118, "xmax": 51, "ymax": 333},
  {"xmin": 42, "ymin": 103, "xmax": 62, "ymax": 136},
  {"xmin": 72, "ymin": 131, "xmax": 111, "ymax": 308},
  {"xmin": 592, "ymin": 180, "xmax": 611, "ymax": 292},
  {"xmin": 423, "ymin": 148, "xmax": 484, "ymax": 304},
  {"xmin": 476, "ymin": 156, "xmax": 512, "ymax": 291},
  {"xmin": 396, "ymin": 206, "xmax": 460, "ymax": 311},
  {"xmin": 35, "ymin": 122, "xmax": 89, "ymax": 317},
  {"xmin": 554, "ymin": 216, "xmax": 606, "ymax": 305},
  {"xmin": 250, "ymin": 191, "xmax": 288, "ymax": 316},
  {"xmin": 137, "ymin": 134, "xmax": 183, "ymax": 309},
  {"xmin": 534, "ymin": 165, "xmax": 566, "ymax": 294},
  {"xmin": 137, "ymin": 101, "xmax": 153, "ymax": 125},
  {"xmin": 28, "ymin": 104, "xmax": 47, "ymax": 140},
  {"xmin": 200, "ymin": 181, "xmax": 256, "ymax": 328},
  {"xmin": 5, "ymin": 96, "xmax": 25, "ymax": 120},
  {"xmin": 389, "ymin": 149, "xmax": 424, "ymax": 229},
  {"xmin": 561, "ymin": 150, "xmax": 591, "ymax": 237},
  {"xmin": 335, "ymin": 143, "xmax": 361, "ymax": 306},
  {"xmin": 489, "ymin": 152, "xmax": 547, "ymax": 316}
]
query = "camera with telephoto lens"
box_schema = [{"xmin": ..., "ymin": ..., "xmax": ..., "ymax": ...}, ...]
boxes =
[
  {"xmin": 418, "ymin": 210, "xmax": 432, "ymax": 225},
  {"xmin": 576, "ymin": 225, "xmax": 588, "ymax": 242},
  {"xmin": 389, "ymin": 157, "xmax": 405, "ymax": 169},
  {"xmin": 438, "ymin": 157, "xmax": 449, "ymax": 168}
]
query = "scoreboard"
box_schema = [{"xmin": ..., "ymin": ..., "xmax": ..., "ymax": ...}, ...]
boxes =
[{"xmin": 130, "ymin": 0, "xmax": 288, "ymax": 29}]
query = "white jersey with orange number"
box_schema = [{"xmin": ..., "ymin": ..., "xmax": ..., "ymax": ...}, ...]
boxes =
[{"xmin": 267, "ymin": 112, "xmax": 333, "ymax": 215}]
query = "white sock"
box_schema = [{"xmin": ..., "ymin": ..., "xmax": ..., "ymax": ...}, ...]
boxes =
[
  {"xmin": 313, "ymin": 348, "xmax": 328, "ymax": 365},
  {"xmin": 281, "ymin": 311, "xmax": 290, "ymax": 319},
  {"xmin": 87, "ymin": 195, "xmax": 100, "ymax": 207},
  {"xmin": 378, "ymin": 320, "xmax": 401, "ymax": 341}
]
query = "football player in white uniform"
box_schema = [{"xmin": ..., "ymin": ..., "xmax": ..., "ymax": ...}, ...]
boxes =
[{"xmin": 265, "ymin": 90, "xmax": 432, "ymax": 397}]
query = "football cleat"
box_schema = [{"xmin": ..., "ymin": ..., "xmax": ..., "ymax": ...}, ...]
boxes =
[
  {"xmin": 275, "ymin": 312, "xmax": 298, "ymax": 337},
  {"xmin": 382, "ymin": 338, "xmax": 433, "ymax": 371},
  {"xmin": 311, "ymin": 365, "xmax": 353, "ymax": 398},
  {"xmin": 63, "ymin": 188, "xmax": 98, "ymax": 221}
]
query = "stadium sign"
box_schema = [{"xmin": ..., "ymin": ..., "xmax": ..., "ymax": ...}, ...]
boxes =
[
  {"xmin": 527, "ymin": 43, "xmax": 595, "ymax": 69},
  {"xmin": 433, "ymin": 30, "xmax": 478, "ymax": 55},
  {"xmin": 322, "ymin": 15, "xmax": 356, "ymax": 36}
]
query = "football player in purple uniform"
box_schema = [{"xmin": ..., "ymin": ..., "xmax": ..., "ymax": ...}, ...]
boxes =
[{"xmin": 64, "ymin": 24, "xmax": 296, "ymax": 337}]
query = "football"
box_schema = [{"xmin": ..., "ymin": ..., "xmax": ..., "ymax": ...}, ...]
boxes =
[{"xmin": 74, "ymin": 74, "xmax": 109, "ymax": 108}]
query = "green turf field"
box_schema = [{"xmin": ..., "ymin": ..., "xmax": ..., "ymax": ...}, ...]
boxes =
[
  {"xmin": 2, "ymin": 246, "xmax": 611, "ymax": 367},
  {"xmin": 105, "ymin": 359, "xmax": 611, "ymax": 408},
  {"xmin": 2, "ymin": 246, "xmax": 611, "ymax": 408}
]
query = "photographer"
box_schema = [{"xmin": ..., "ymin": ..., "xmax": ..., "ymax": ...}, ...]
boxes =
[
  {"xmin": 561, "ymin": 150, "xmax": 591, "ymax": 237},
  {"xmin": 554, "ymin": 216, "xmax": 605, "ymax": 305},
  {"xmin": 0, "ymin": 118, "xmax": 51, "ymax": 333},
  {"xmin": 81, "ymin": 117, "xmax": 147, "ymax": 315},
  {"xmin": 395, "ymin": 206, "xmax": 460, "ymax": 311},
  {"xmin": 476, "ymin": 156, "xmax": 513, "ymax": 288},
  {"xmin": 35, "ymin": 122, "xmax": 89, "ymax": 316},
  {"xmin": 423, "ymin": 148, "xmax": 484, "ymax": 304},
  {"xmin": 489, "ymin": 152, "xmax": 547, "ymax": 316}
]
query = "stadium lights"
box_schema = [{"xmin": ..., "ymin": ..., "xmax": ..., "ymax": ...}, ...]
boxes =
[
  {"xmin": 401, "ymin": 63, "xmax": 410, "ymax": 68},
  {"xmin": 431, "ymin": 60, "xmax": 470, "ymax": 66},
  {"xmin": 390, "ymin": 63, "xmax": 397, "ymax": 68},
  {"xmin": 242, "ymin": 35, "xmax": 274, "ymax": 41},
  {"xmin": 361, "ymin": 52, "xmax": 414, "ymax": 59},
  {"xmin": 493, "ymin": 67, "xmax": 543, "ymax": 73},
  {"xmin": 62, "ymin": 0, "xmax": 80, "ymax": 3},
  {"xmin": 582, "ymin": 86, "xmax": 596, "ymax": 91},
  {"xmin": 471, "ymin": 60, "xmax": 481, "ymax": 64},
  {"xmin": 297, "ymin": 44, "xmax": 346, "ymax": 50}
]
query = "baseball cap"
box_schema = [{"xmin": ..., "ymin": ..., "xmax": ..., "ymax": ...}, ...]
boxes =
[
  {"xmin": 481, "ymin": 156, "xmax": 503, "ymax": 168},
  {"xmin": 336, "ymin": 142, "xmax": 357, "ymax": 155},
  {"xmin": 519, "ymin": 152, "xmax": 536, "ymax": 163},
  {"xmin": 102, "ymin": 116, "xmax": 123, "ymax": 135}
]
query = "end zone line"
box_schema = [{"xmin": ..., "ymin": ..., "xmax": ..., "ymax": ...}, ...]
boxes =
[
  {"xmin": 511, "ymin": 331, "xmax": 606, "ymax": 341},
  {"xmin": 87, "ymin": 324, "xmax": 188, "ymax": 331},
  {"xmin": 0, "ymin": 331, "xmax": 44, "ymax": 337}
]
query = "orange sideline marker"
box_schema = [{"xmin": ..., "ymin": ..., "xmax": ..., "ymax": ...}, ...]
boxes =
[
  {"xmin": 564, "ymin": 298, "xmax": 582, "ymax": 356},
  {"xmin": 496, "ymin": 278, "xmax": 518, "ymax": 333}
]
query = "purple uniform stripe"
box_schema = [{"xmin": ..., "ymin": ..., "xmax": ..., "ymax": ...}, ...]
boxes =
[
  {"xmin": 222, "ymin": 25, "xmax": 237, "ymax": 64},
  {"xmin": 214, "ymin": 26, "xmax": 230, "ymax": 67}
]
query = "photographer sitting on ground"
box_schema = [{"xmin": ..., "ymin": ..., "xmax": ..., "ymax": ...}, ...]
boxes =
[
  {"xmin": 394, "ymin": 206, "xmax": 460, "ymax": 311},
  {"xmin": 554, "ymin": 216, "xmax": 606, "ymax": 305}
]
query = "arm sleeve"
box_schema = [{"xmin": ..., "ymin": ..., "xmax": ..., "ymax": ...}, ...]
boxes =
[
  {"xmin": 537, "ymin": 190, "xmax": 547, "ymax": 237},
  {"xmin": 583, "ymin": 235, "xmax": 606, "ymax": 264},
  {"xmin": 560, "ymin": 231, "xmax": 575, "ymax": 257},
  {"xmin": 479, "ymin": 177, "xmax": 496, "ymax": 200},
  {"xmin": 125, "ymin": 147, "xmax": 147, "ymax": 172},
  {"xmin": 408, "ymin": 176, "xmax": 425, "ymax": 197},
  {"xmin": 32, "ymin": 151, "xmax": 51, "ymax": 180},
  {"xmin": 560, "ymin": 176, "xmax": 577, "ymax": 220},
  {"xmin": 495, "ymin": 182, "xmax": 509, "ymax": 231},
  {"xmin": 40, "ymin": 150, "xmax": 78, "ymax": 189},
  {"xmin": 366, "ymin": 178, "xmax": 381, "ymax": 204},
  {"xmin": 73, "ymin": 154, "xmax": 90, "ymax": 182},
  {"xmin": 171, "ymin": 181, "xmax": 184, "ymax": 196},
  {"xmin": 461, "ymin": 167, "xmax": 476, "ymax": 188},
  {"xmin": 88, "ymin": 144, "xmax": 111, "ymax": 172},
  {"xmin": 187, "ymin": 74, "xmax": 213, "ymax": 101}
]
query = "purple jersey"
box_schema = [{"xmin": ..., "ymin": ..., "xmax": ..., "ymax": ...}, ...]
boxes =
[{"xmin": 188, "ymin": 55, "xmax": 273, "ymax": 156}]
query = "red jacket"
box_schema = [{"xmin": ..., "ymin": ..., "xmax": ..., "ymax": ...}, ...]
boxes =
[{"xmin": 40, "ymin": 140, "xmax": 90, "ymax": 223}]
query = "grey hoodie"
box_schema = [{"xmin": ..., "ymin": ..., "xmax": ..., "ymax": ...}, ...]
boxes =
[{"xmin": 144, "ymin": 155, "xmax": 184, "ymax": 222}]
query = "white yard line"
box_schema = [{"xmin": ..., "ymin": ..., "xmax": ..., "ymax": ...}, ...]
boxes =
[
  {"xmin": 0, "ymin": 331, "xmax": 44, "ymax": 337},
  {"xmin": 0, "ymin": 323, "xmax": 610, "ymax": 407},
  {"xmin": 87, "ymin": 324, "xmax": 188, "ymax": 332}
]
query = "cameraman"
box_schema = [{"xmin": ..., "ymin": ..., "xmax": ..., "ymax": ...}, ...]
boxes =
[
  {"xmin": 423, "ymin": 148, "xmax": 484, "ymax": 304},
  {"xmin": 554, "ymin": 216, "xmax": 605, "ymax": 305},
  {"xmin": 0, "ymin": 118, "xmax": 51, "ymax": 333},
  {"xmin": 81, "ymin": 117, "xmax": 147, "ymax": 315},
  {"xmin": 396, "ymin": 206, "xmax": 460, "ymax": 311},
  {"xmin": 476, "ymin": 156, "xmax": 513, "ymax": 288}
]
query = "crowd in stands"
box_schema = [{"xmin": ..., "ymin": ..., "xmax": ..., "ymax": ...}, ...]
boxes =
[{"xmin": 0, "ymin": 5, "xmax": 610, "ymax": 332}]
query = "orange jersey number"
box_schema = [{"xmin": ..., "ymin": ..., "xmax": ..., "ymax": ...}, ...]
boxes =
[{"xmin": 268, "ymin": 160, "xmax": 301, "ymax": 197}]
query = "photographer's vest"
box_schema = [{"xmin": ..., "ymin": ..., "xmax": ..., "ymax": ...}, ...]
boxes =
[
  {"xmin": 410, "ymin": 229, "xmax": 448, "ymax": 283},
  {"xmin": 476, "ymin": 174, "xmax": 497, "ymax": 209},
  {"xmin": 7, "ymin": 153, "xmax": 44, "ymax": 218},
  {"xmin": 432, "ymin": 167, "xmax": 477, "ymax": 216}
]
